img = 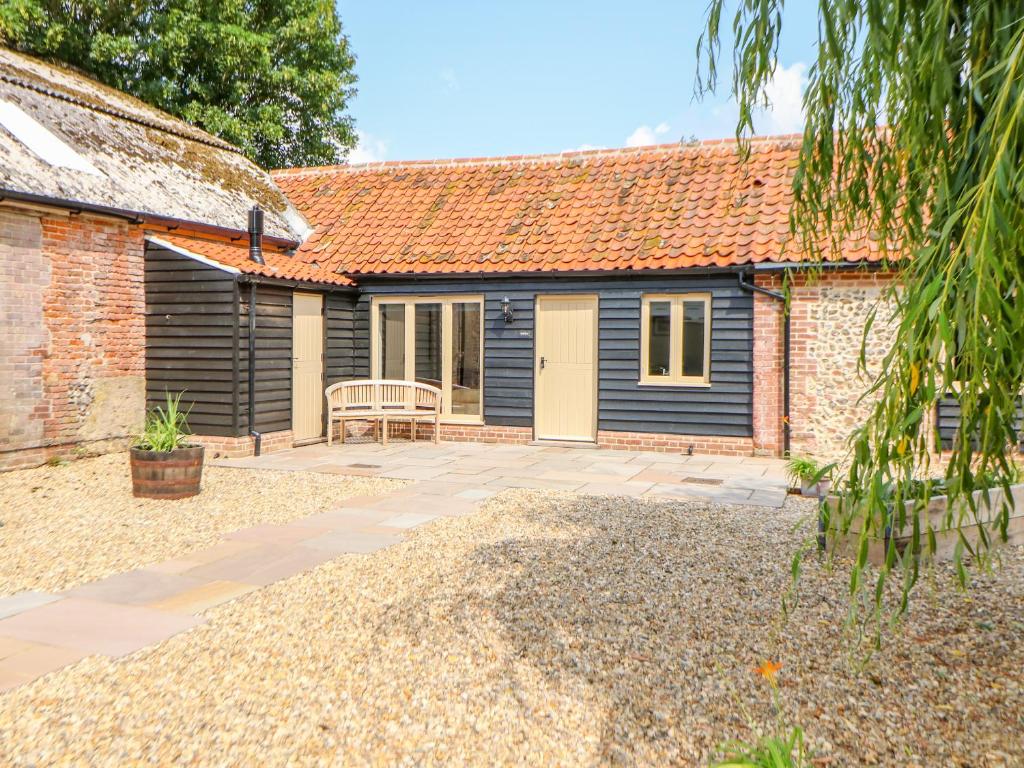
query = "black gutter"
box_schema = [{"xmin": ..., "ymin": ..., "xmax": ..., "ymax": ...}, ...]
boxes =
[
  {"xmin": 344, "ymin": 260, "xmax": 891, "ymax": 285},
  {"xmin": 738, "ymin": 271, "xmax": 791, "ymax": 456},
  {"xmin": 0, "ymin": 187, "xmax": 301, "ymax": 249}
]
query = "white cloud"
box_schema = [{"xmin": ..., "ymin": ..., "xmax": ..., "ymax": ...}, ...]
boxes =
[
  {"xmin": 758, "ymin": 62, "xmax": 807, "ymax": 134},
  {"xmin": 566, "ymin": 143, "xmax": 607, "ymax": 152},
  {"xmin": 440, "ymin": 67, "xmax": 460, "ymax": 93},
  {"xmin": 347, "ymin": 130, "xmax": 389, "ymax": 164},
  {"xmin": 625, "ymin": 121, "xmax": 671, "ymax": 147}
]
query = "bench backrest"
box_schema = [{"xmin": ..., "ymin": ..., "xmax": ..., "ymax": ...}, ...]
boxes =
[{"xmin": 325, "ymin": 379, "xmax": 442, "ymax": 414}]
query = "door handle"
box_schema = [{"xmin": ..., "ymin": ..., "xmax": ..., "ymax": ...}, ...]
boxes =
[{"xmin": 540, "ymin": 356, "xmax": 546, "ymax": 370}]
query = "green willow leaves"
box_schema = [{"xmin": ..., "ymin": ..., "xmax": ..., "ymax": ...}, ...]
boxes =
[{"xmin": 698, "ymin": 1, "xmax": 1024, "ymax": 634}]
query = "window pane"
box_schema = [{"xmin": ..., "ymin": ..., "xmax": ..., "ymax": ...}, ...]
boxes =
[
  {"xmin": 451, "ymin": 302, "xmax": 482, "ymax": 415},
  {"xmin": 682, "ymin": 300, "xmax": 706, "ymax": 378},
  {"xmin": 647, "ymin": 301, "xmax": 671, "ymax": 376},
  {"xmin": 414, "ymin": 303, "xmax": 442, "ymax": 389},
  {"xmin": 379, "ymin": 304, "xmax": 405, "ymax": 379}
]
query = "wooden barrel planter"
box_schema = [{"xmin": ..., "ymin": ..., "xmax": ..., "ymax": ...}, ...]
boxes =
[{"xmin": 130, "ymin": 446, "xmax": 205, "ymax": 499}]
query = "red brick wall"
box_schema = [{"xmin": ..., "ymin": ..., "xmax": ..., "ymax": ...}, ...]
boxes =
[
  {"xmin": 0, "ymin": 207, "xmax": 146, "ymax": 471},
  {"xmin": 193, "ymin": 430, "xmax": 295, "ymax": 459},
  {"xmin": 751, "ymin": 273, "xmax": 785, "ymax": 456}
]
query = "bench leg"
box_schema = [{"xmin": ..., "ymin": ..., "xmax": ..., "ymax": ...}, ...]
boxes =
[
  {"xmin": 411, "ymin": 417, "xmax": 417, "ymax": 442},
  {"xmin": 382, "ymin": 417, "xmax": 388, "ymax": 446},
  {"xmin": 434, "ymin": 415, "xmax": 440, "ymax": 444},
  {"xmin": 328, "ymin": 414, "xmax": 333, "ymax": 447},
  {"xmin": 339, "ymin": 417, "xmax": 345, "ymax": 444}
]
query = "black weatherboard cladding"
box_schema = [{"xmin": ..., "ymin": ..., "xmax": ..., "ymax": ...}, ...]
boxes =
[
  {"xmin": 354, "ymin": 273, "xmax": 754, "ymax": 437},
  {"xmin": 326, "ymin": 292, "xmax": 358, "ymax": 385},
  {"xmin": 238, "ymin": 286, "xmax": 293, "ymax": 434},
  {"xmin": 936, "ymin": 395, "xmax": 1024, "ymax": 450},
  {"xmin": 144, "ymin": 244, "xmax": 237, "ymax": 436}
]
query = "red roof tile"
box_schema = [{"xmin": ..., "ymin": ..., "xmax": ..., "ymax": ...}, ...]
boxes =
[
  {"xmin": 147, "ymin": 231, "xmax": 352, "ymax": 286},
  {"xmin": 272, "ymin": 138, "xmax": 881, "ymax": 277}
]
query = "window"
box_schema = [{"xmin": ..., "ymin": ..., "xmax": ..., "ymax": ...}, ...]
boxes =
[
  {"xmin": 371, "ymin": 296, "xmax": 484, "ymax": 420},
  {"xmin": 640, "ymin": 294, "xmax": 711, "ymax": 385}
]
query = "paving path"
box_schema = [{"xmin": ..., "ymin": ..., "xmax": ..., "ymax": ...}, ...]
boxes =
[{"xmin": 0, "ymin": 442, "xmax": 785, "ymax": 692}]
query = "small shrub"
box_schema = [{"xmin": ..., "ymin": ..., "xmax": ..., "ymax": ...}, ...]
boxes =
[
  {"xmin": 785, "ymin": 456, "xmax": 829, "ymax": 487},
  {"xmin": 134, "ymin": 392, "xmax": 192, "ymax": 452}
]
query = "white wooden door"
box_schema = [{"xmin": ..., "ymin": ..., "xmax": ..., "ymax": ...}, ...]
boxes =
[
  {"xmin": 292, "ymin": 292, "xmax": 324, "ymax": 442},
  {"xmin": 534, "ymin": 295, "xmax": 598, "ymax": 441}
]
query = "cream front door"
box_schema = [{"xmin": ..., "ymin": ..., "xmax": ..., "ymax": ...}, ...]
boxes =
[
  {"xmin": 534, "ymin": 295, "xmax": 598, "ymax": 441},
  {"xmin": 292, "ymin": 292, "xmax": 324, "ymax": 442}
]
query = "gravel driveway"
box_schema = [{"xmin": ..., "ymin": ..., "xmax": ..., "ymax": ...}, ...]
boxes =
[
  {"xmin": 0, "ymin": 454, "xmax": 403, "ymax": 595},
  {"xmin": 0, "ymin": 489, "xmax": 1020, "ymax": 766}
]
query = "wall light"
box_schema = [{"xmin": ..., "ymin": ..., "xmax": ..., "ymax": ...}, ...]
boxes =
[{"xmin": 501, "ymin": 296, "xmax": 515, "ymax": 324}]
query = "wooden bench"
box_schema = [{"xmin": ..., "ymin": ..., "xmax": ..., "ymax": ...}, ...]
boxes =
[{"xmin": 325, "ymin": 379, "xmax": 442, "ymax": 446}]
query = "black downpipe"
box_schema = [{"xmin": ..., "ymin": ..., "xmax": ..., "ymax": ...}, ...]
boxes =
[
  {"xmin": 246, "ymin": 206, "xmax": 265, "ymax": 455},
  {"xmin": 247, "ymin": 281, "xmax": 262, "ymax": 456},
  {"xmin": 738, "ymin": 271, "xmax": 791, "ymax": 456}
]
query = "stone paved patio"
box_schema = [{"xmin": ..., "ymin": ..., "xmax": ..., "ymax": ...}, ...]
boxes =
[
  {"xmin": 219, "ymin": 441, "xmax": 789, "ymax": 508},
  {"xmin": 0, "ymin": 442, "xmax": 786, "ymax": 692}
]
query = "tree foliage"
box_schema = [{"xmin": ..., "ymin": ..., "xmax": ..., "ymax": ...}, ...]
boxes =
[
  {"xmin": 0, "ymin": 0, "xmax": 357, "ymax": 168},
  {"xmin": 699, "ymin": 1, "xmax": 1024, "ymax": 634}
]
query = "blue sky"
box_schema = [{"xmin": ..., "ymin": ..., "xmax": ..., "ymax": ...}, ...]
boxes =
[{"xmin": 337, "ymin": 1, "xmax": 821, "ymax": 163}]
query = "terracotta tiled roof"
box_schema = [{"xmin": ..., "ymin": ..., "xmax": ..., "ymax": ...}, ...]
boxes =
[
  {"xmin": 147, "ymin": 231, "xmax": 352, "ymax": 286},
  {"xmin": 272, "ymin": 138, "xmax": 880, "ymax": 277}
]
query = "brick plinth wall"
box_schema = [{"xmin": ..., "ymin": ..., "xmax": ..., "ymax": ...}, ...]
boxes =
[
  {"xmin": 596, "ymin": 430, "xmax": 753, "ymax": 456},
  {"xmin": 193, "ymin": 430, "xmax": 295, "ymax": 459},
  {"xmin": 1, "ymin": 207, "xmax": 146, "ymax": 471},
  {"xmin": 332, "ymin": 419, "xmax": 752, "ymax": 455}
]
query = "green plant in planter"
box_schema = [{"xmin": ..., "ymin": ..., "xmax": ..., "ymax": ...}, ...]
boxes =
[
  {"xmin": 785, "ymin": 456, "xmax": 834, "ymax": 494},
  {"xmin": 785, "ymin": 456, "xmax": 820, "ymax": 487},
  {"xmin": 135, "ymin": 392, "xmax": 192, "ymax": 452}
]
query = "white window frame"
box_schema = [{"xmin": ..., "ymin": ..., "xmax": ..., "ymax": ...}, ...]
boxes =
[
  {"xmin": 639, "ymin": 293, "xmax": 712, "ymax": 386},
  {"xmin": 370, "ymin": 295, "xmax": 485, "ymax": 422}
]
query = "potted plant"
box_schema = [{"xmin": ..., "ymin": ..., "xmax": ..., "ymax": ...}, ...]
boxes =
[
  {"xmin": 786, "ymin": 455, "xmax": 831, "ymax": 497},
  {"xmin": 130, "ymin": 392, "xmax": 204, "ymax": 499}
]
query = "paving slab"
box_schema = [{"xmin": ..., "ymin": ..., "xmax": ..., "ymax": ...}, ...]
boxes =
[
  {"xmin": 300, "ymin": 530, "xmax": 404, "ymax": 555},
  {"xmin": 0, "ymin": 641, "xmax": 88, "ymax": 692},
  {"xmin": 0, "ymin": 598, "xmax": 202, "ymax": 658},
  {"xmin": 577, "ymin": 481, "xmax": 655, "ymax": 497},
  {"xmin": 0, "ymin": 591, "xmax": 62, "ymax": 620},
  {"xmin": 67, "ymin": 570, "xmax": 209, "ymax": 607},
  {"xmin": 379, "ymin": 512, "xmax": 440, "ymax": 530},
  {"xmin": 225, "ymin": 523, "xmax": 331, "ymax": 545},
  {"xmin": 454, "ymin": 488, "xmax": 499, "ymax": 501},
  {"xmin": 486, "ymin": 476, "xmax": 584, "ymax": 491},
  {"xmin": 149, "ymin": 581, "xmax": 257, "ymax": 615},
  {"xmin": 183, "ymin": 544, "xmax": 336, "ymax": 587},
  {"xmin": 286, "ymin": 507, "xmax": 397, "ymax": 530}
]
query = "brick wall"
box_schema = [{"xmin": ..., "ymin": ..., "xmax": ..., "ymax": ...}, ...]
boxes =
[
  {"xmin": 0, "ymin": 207, "xmax": 146, "ymax": 471},
  {"xmin": 193, "ymin": 430, "xmax": 295, "ymax": 459},
  {"xmin": 751, "ymin": 273, "xmax": 785, "ymax": 456}
]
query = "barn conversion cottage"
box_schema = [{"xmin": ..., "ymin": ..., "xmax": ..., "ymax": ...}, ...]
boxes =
[{"xmin": 1, "ymin": 47, "xmax": 956, "ymax": 471}]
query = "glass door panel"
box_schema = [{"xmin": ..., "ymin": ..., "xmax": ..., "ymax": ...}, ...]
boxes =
[
  {"xmin": 379, "ymin": 303, "xmax": 406, "ymax": 379},
  {"xmin": 414, "ymin": 303, "xmax": 443, "ymax": 390},
  {"xmin": 451, "ymin": 302, "xmax": 482, "ymax": 415}
]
